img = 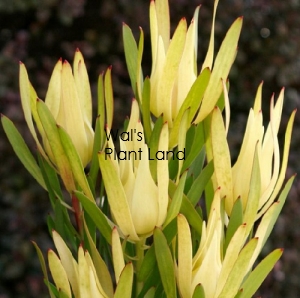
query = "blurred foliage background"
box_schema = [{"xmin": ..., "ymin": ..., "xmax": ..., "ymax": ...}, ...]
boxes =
[{"xmin": 0, "ymin": 0, "xmax": 299, "ymax": 297}]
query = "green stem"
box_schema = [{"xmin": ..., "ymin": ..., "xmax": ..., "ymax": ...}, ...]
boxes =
[{"xmin": 135, "ymin": 237, "xmax": 146, "ymax": 297}]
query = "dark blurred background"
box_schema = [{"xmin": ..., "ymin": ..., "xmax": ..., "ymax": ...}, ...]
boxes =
[{"xmin": 0, "ymin": 0, "xmax": 299, "ymax": 297}]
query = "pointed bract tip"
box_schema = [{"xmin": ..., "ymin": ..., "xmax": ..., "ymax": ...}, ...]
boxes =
[
  {"xmin": 19, "ymin": 61, "xmax": 23, "ymax": 65},
  {"xmin": 59, "ymin": 57, "xmax": 62, "ymax": 62},
  {"xmin": 76, "ymin": 47, "xmax": 80, "ymax": 52},
  {"xmin": 108, "ymin": 65, "xmax": 112, "ymax": 70}
]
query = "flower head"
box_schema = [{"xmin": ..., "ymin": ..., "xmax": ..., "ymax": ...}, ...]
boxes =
[
  {"xmin": 149, "ymin": 0, "xmax": 199, "ymax": 127},
  {"xmin": 19, "ymin": 49, "xmax": 94, "ymax": 169},
  {"xmin": 99, "ymin": 99, "xmax": 169, "ymax": 240}
]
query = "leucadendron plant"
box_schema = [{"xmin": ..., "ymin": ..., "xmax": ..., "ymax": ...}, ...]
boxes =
[{"xmin": 1, "ymin": 0, "xmax": 296, "ymax": 297}]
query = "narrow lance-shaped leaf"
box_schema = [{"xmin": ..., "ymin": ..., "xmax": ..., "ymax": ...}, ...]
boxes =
[
  {"xmin": 52, "ymin": 231, "xmax": 79, "ymax": 298},
  {"xmin": 112, "ymin": 227, "xmax": 125, "ymax": 283},
  {"xmin": 136, "ymin": 27, "xmax": 144, "ymax": 102},
  {"xmin": 36, "ymin": 99, "xmax": 75, "ymax": 192},
  {"xmin": 243, "ymin": 144, "xmax": 261, "ymax": 236},
  {"xmin": 195, "ymin": 17, "xmax": 243, "ymax": 123},
  {"xmin": 19, "ymin": 62, "xmax": 49, "ymax": 161},
  {"xmin": 211, "ymin": 106, "xmax": 233, "ymax": 214},
  {"xmin": 1, "ymin": 115, "xmax": 46, "ymax": 189},
  {"xmin": 163, "ymin": 171, "xmax": 187, "ymax": 228},
  {"xmin": 247, "ymin": 175, "xmax": 295, "ymax": 272},
  {"xmin": 58, "ymin": 126, "xmax": 94, "ymax": 201},
  {"xmin": 177, "ymin": 214, "xmax": 192, "ymax": 298},
  {"xmin": 114, "ymin": 263, "xmax": 134, "ymax": 298},
  {"xmin": 32, "ymin": 241, "xmax": 56, "ymax": 298},
  {"xmin": 153, "ymin": 228, "xmax": 176, "ymax": 298},
  {"xmin": 104, "ymin": 67, "xmax": 114, "ymax": 130},
  {"xmin": 157, "ymin": 18, "xmax": 187, "ymax": 124},
  {"xmin": 141, "ymin": 77, "xmax": 152, "ymax": 143},
  {"xmin": 169, "ymin": 67, "xmax": 210, "ymax": 149},
  {"xmin": 201, "ymin": 0, "xmax": 219, "ymax": 71},
  {"xmin": 97, "ymin": 72, "xmax": 106, "ymax": 149},
  {"xmin": 239, "ymin": 248, "xmax": 283, "ymax": 298},
  {"xmin": 257, "ymin": 109, "xmax": 296, "ymax": 218},
  {"xmin": 218, "ymin": 238, "xmax": 258, "ymax": 298},
  {"xmin": 76, "ymin": 191, "xmax": 112, "ymax": 245},
  {"xmin": 123, "ymin": 23, "xmax": 139, "ymax": 97},
  {"xmin": 48, "ymin": 250, "xmax": 72, "ymax": 298}
]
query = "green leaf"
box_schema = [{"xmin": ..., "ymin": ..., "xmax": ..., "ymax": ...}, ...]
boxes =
[
  {"xmin": 54, "ymin": 199, "xmax": 67, "ymax": 240},
  {"xmin": 154, "ymin": 228, "xmax": 176, "ymax": 298},
  {"xmin": 169, "ymin": 68, "xmax": 210, "ymax": 148},
  {"xmin": 192, "ymin": 284, "xmax": 205, "ymax": 298},
  {"xmin": 195, "ymin": 17, "xmax": 243, "ymax": 122},
  {"xmin": 138, "ymin": 245, "xmax": 156, "ymax": 282},
  {"xmin": 48, "ymin": 249, "xmax": 71, "ymax": 297},
  {"xmin": 57, "ymin": 126, "xmax": 94, "ymax": 201},
  {"xmin": 141, "ymin": 77, "xmax": 152, "ymax": 144},
  {"xmin": 58, "ymin": 290, "xmax": 70, "ymax": 298},
  {"xmin": 187, "ymin": 146, "xmax": 206, "ymax": 180},
  {"xmin": 148, "ymin": 116, "xmax": 163, "ymax": 182},
  {"xmin": 89, "ymin": 116, "xmax": 101, "ymax": 187},
  {"xmin": 169, "ymin": 180, "xmax": 202, "ymax": 235},
  {"xmin": 163, "ymin": 172, "xmax": 187, "ymax": 228},
  {"xmin": 187, "ymin": 160, "xmax": 214, "ymax": 206},
  {"xmin": 247, "ymin": 175, "xmax": 295, "ymax": 271},
  {"xmin": 224, "ymin": 197, "xmax": 243, "ymax": 252},
  {"xmin": 211, "ymin": 106, "xmax": 233, "ymax": 214},
  {"xmin": 243, "ymin": 145, "xmax": 261, "ymax": 236},
  {"xmin": 181, "ymin": 123, "xmax": 205, "ymax": 174},
  {"xmin": 32, "ymin": 241, "xmax": 56, "ymax": 298},
  {"xmin": 138, "ymin": 263, "xmax": 160, "ymax": 297},
  {"xmin": 239, "ymin": 248, "xmax": 283, "ymax": 298},
  {"xmin": 114, "ymin": 263, "xmax": 134, "ymax": 298},
  {"xmin": 157, "ymin": 18, "xmax": 187, "ymax": 124},
  {"xmin": 136, "ymin": 27, "xmax": 144, "ymax": 102},
  {"xmin": 217, "ymin": 238, "xmax": 258, "ymax": 298},
  {"xmin": 1, "ymin": 115, "xmax": 46, "ymax": 189},
  {"xmin": 36, "ymin": 99, "xmax": 75, "ymax": 192},
  {"xmin": 104, "ymin": 67, "xmax": 114, "ymax": 130},
  {"xmin": 97, "ymin": 73, "xmax": 106, "ymax": 147},
  {"xmin": 38, "ymin": 153, "xmax": 62, "ymax": 208},
  {"xmin": 201, "ymin": 0, "xmax": 218, "ymax": 71},
  {"xmin": 138, "ymin": 220, "xmax": 177, "ymax": 285},
  {"xmin": 75, "ymin": 191, "xmax": 112, "ymax": 244},
  {"xmin": 123, "ymin": 23, "xmax": 139, "ymax": 97}
]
